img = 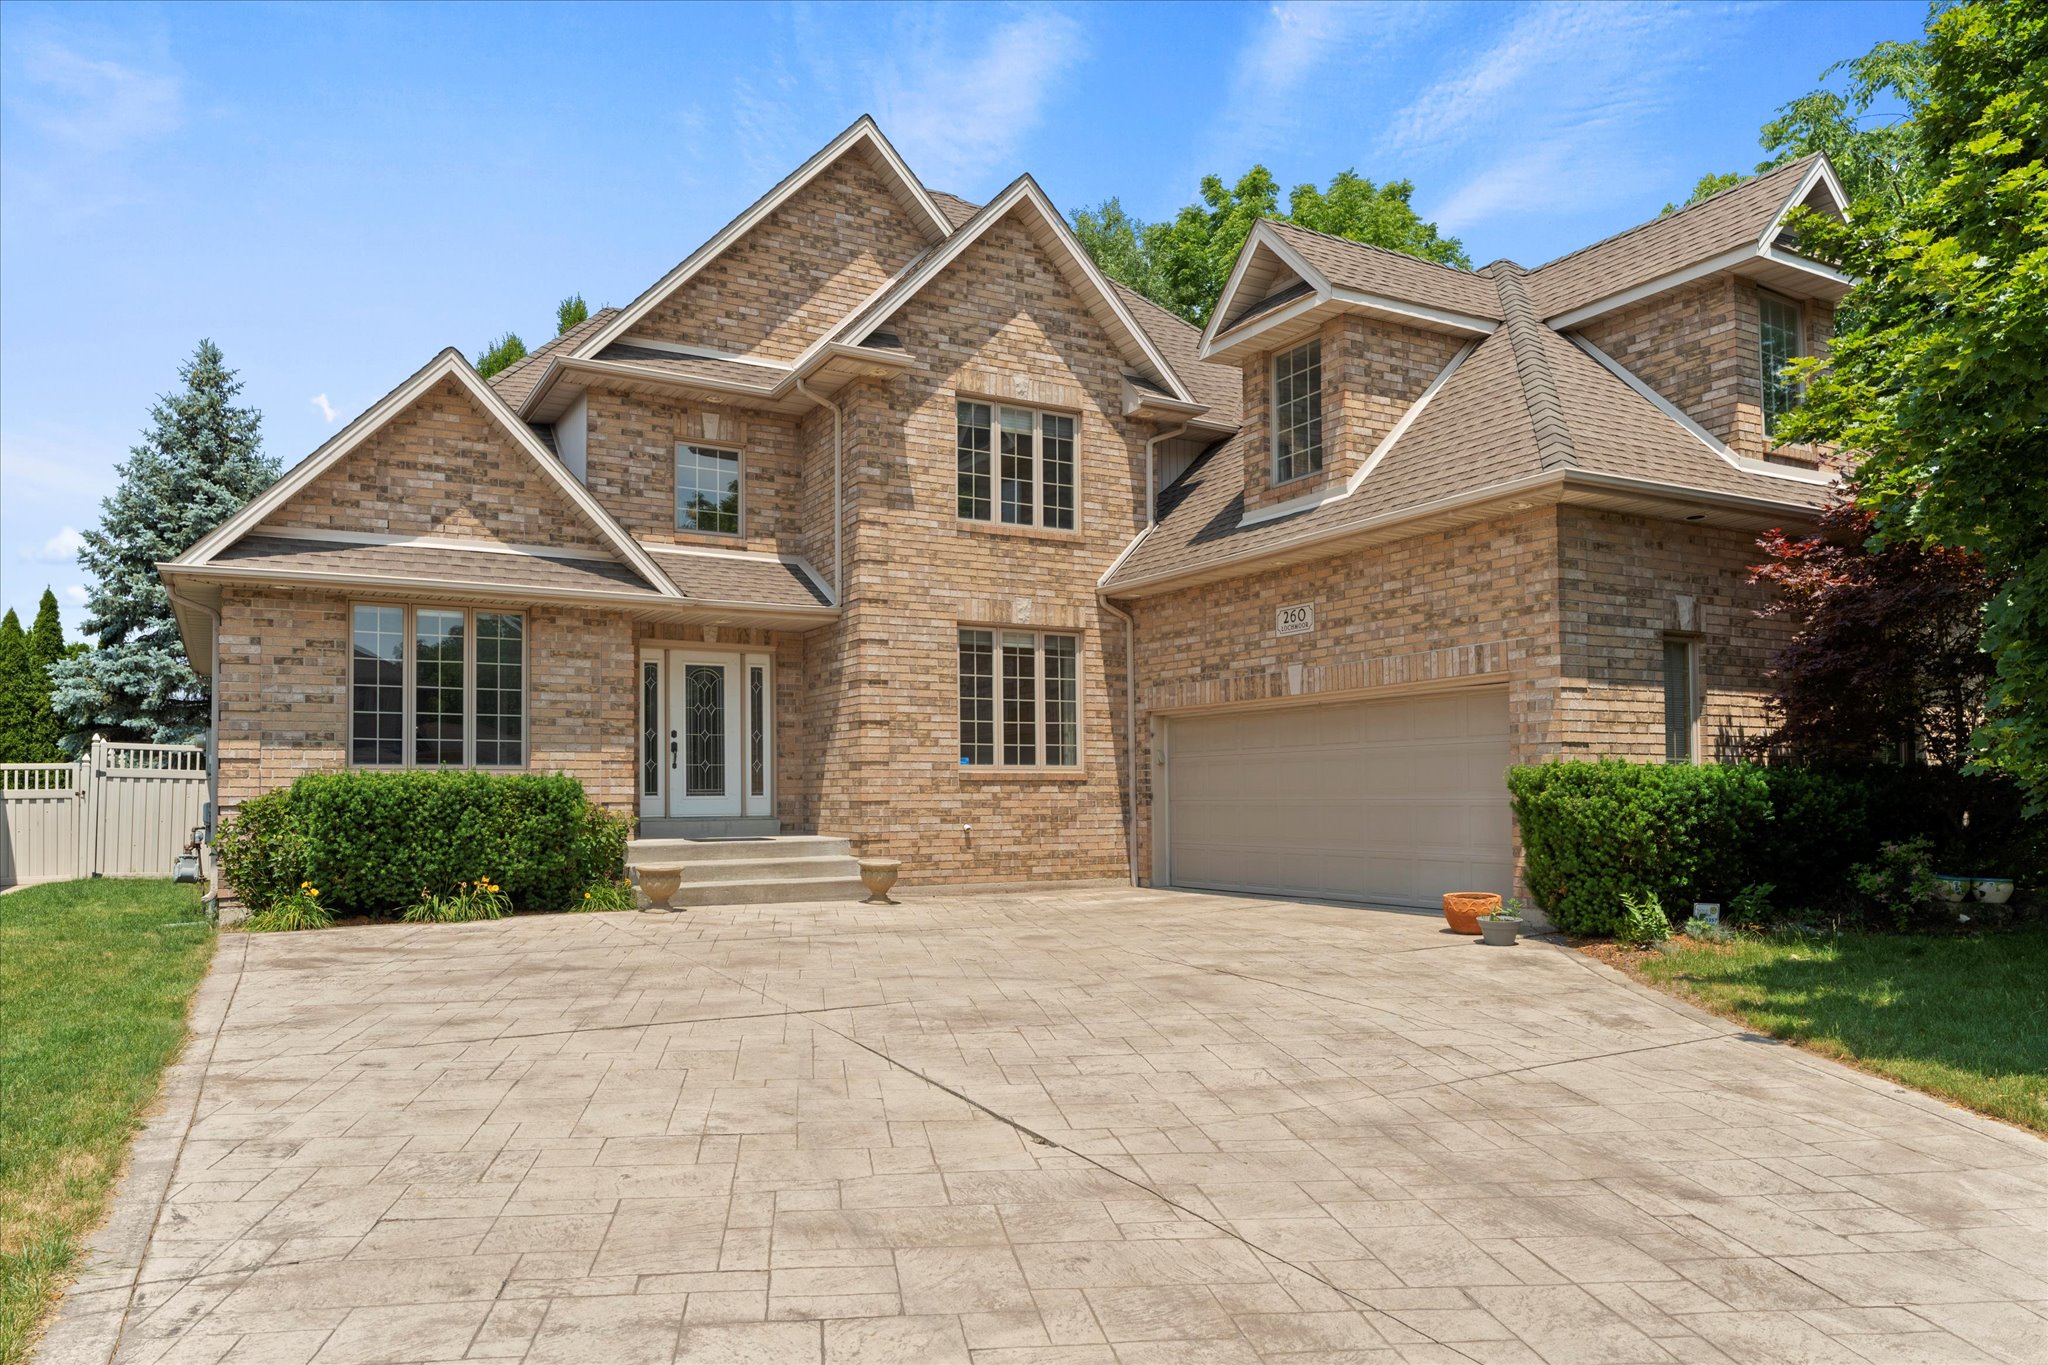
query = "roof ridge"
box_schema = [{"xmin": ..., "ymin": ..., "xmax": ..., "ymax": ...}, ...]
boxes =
[
  {"xmin": 1524, "ymin": 154, "xmax": 1819, "ymax": 276},
  {"xmin": 1263, "ymin": 217, "xmax": 1482, "ymax": 280},
  {"xmin": 1485, "ymin": 264, "xmax": 1577, "ymax": 473}
]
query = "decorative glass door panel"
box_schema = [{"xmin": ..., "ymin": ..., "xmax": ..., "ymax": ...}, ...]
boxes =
[{"xmin": 641, "ymin": 649, "xmax": 773, "ymax": 819}]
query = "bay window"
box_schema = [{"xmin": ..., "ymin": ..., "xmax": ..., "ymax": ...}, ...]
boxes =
[
  {"xmin": 959, "ymin": 628, "xmax": 1080, "ymax": 768},
  {"xmin": 350, "ymin": 604, "xmax": 526, "ymax": 769}
]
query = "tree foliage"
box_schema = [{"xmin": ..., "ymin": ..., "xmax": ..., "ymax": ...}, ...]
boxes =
[
  {"xmin": 556, "ymin": 294, "xmax": 589, "ymax": 335},
  {"xmin": 1662, "ymin": 171, "xmax": 1747, "ymax": 215},
  {"xmin": 1071, "ymin": 168, "xmax": 1469, "ymax": 326},
  {"xmin": 48, "ymin": 340, "xmax": 279, "ymax": 747},
  {"xmin": 1777, "ymin": 0, "xmax": 2047, "ymax": 809},
  {"xmin": 2, "ymin": 590, "xmax": 71, "ymax": 761},
  {"xmin": 475, "ymin": 331, "xmax": 528, "ymax": 379},
  {"xmin": 0, "ymin": 611, "xmax": 30, "ymax": 762},
  {"xmin": 1749, "ymin": 490, "xmax": 1997, "ymax": 769}
]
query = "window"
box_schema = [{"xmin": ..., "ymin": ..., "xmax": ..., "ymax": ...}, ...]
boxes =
[
  {"xmin": 676, "ymin": 444, "xmax": 741, "ymax": 534},
  {"xmin": 1273, "ymin": 339, "xmax": 1323, "ymax": 483},
  {"xmin": 1663, "ymin": 638, "xmax": 1698, "ymax": 764},
  {"xmin": 959, "ymin": 629, "xmax": 1080, "ymax": 768},
  {"xmin": 957, "ymin": 401, "xmax": 1076, "ymax": 530},
  {"xmin": 350, "ymin": 605, "xmax": 525, "ymax": 769},
  {"xmin": 641, "ymin": 660, "xmax": 661, "ymax": 797},
  {"xmin": 1759, "ymin": 293, "xmax": 1803, "ymax": 436}
]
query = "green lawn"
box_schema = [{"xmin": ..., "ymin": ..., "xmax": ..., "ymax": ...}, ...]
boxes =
[
  {"xmin": 0, "ymin": 879, "xmax": 214, "ymax": 1365},
  {"xmin": 1633, "ymin": 925, "xmax": 2048, "ymax": 1134}
]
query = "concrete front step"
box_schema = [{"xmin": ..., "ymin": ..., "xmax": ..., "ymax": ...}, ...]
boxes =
[
  {"xmin": 627, "ymin": 835, "xmax": 851, "ymax": 866},
  {"xmin": 661, "ymin": 855, "xmax": 860, "ymax": 887},
  {"xmin": 667, "ymin": 875, "xmax": 869, "ymax": 908}
]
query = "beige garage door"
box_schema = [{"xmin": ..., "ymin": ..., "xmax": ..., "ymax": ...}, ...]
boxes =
[{"xmin": 1164, "ymin": 687, "xmax": 1513, "ymax": 908}]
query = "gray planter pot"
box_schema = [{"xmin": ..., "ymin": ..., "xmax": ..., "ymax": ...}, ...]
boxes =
[{"xmin": 1478, "ymin": 918, "xmax": 1521, "ymax": 946}]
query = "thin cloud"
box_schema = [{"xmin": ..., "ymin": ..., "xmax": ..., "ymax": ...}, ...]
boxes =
[
  {"xmin": 63, "ymin": 585, "xmax": 88, "ymax": 607},
  {"xmin": 3, "ymin": 38, "xmax": 183, "ymax": 154},
  {"xmin": 311, "ymin": 393, "xmax": 339, "ymax": 424},
  {"xmin": 28, "ymin": 526, "xmax": 86, "ymax": 563}
]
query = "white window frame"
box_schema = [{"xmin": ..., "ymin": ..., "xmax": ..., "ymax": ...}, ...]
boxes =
[
  {"xmin": 349, "ymin": 603, "xmax": 528, "ymax": 771},
  {"xmin": 1662, "ymin": 635, "xmax": 1700, "ymax": 764},
  {"xmin": 1271, "ymin": 338, "xmax": 1324, "ymax": 485},
  {"xmin": 1758, "ymin": 291, "xmax": 1804, "ymax": 437},
  {"xmin": 675, "ymin": 442, "xmax": 744, "ymax": 536},
  {"xmin": 957, "ymin": 628, "xmax": 1082, "ymax": 770},
  {"xmin": 954, "ymin": 399, "xmax": 1079, "ymax": 531}
]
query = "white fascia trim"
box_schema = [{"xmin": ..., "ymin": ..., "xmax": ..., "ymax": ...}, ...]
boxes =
[
  {"xmin": 1344, "ymin": 340, "xmax": 1479, "ymax": 495},
  {"xmin": 1200, "ymin": 222, "xmax": 1328, "ymax": 354},
  {"xmin": 159, "ymin": 561, "xmax": 675, "ymax": 610},
  {"xmin": 1202, "ymin": 290, "xmax": 1328, "ymax": 358},
  {"xmin": 1570, "ymin": 335, "xmax": 1837, "ymax": 487},
  {"xmin": 177, "ymin": 352, "xmax": 678, "ymax": 597},
  {"xmin": 645, "ymin": 543, "xmax": 838, "ymax": 607},
  {"xmin": 574, "ymin": 118, "xmax": 950, "ymax": 361},
  {"xmin": 1328, "ymin": 287, "xmax": 1500, "ymax": 337},
  {"xmin": 241, "ymin": 526, "xmax": 623, "ymax": 563},
  {"xmin": 1757, "ymin": 246, "xmax": 1854, "ymax": 289},
  {"xmin": 609, "ymin": 336, "xmax": 796, "ymax": 372},
  {"xmin": 1545, "ymin": 246, "xmax": 1757, "ymax": 329},
  {"xmin": 1762, "ymin": 158, "xmax": 1850, "ymax": 247},
  {"xmin": 1095, "ymin": 523, "xmax": 1156, "ymax": 589}
]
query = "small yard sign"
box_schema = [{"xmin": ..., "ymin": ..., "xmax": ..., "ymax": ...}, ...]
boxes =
[{"xmin": 1276, "ymin": 602, "xmax": 1315, "ymax": 636}]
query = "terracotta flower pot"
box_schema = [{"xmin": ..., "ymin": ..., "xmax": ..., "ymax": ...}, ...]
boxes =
[
  {"xmin": 638, "ymin": 866, "xmax": 682, "ymax": 913},
  {"xmin": 1442, "ymin": 892, "xmax": 1499, "ymax": 935}
]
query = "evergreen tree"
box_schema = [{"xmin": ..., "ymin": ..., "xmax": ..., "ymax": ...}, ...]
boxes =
[
  {"xmin": 0, "ymin": 610, "xmax": 31, "ymax": 763},
  {"xmin": 49, "ymin": 340, "xmax": 279, "ymax": 747},
  {"xmin": 476, "ymin": 332, "xmax": 527, "ymax": 379},
  {"xmin": 556, "ymin": 294, "xmax": 589, "ymax": 334},
  {"xmin": 19, "ymin": 589, "xmax": 67, "ymax": 761}
]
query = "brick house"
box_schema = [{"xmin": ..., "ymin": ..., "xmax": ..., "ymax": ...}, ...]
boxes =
[{"xmin": 162, "ymin": 118, "xmax": 1851, "ymax": 908}]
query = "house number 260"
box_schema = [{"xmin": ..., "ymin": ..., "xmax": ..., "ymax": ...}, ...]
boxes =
[{"xmin": 1276, "ymin": 603, "xmax": 1315, "ymax": 636}]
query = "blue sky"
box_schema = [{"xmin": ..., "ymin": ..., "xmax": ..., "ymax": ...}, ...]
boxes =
[{"xmin": 0, "ymin": 0, "xmax": 1925, "ymax": 630}]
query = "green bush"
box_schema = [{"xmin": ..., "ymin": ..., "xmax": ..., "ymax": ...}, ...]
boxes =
[
  {"xmin": 1507, "ymin": 761, "xmax": 1770, "ymax": 936},
  {"xmin": 215, "ymin": 771, "xmax": 631, "ymax": 916}
]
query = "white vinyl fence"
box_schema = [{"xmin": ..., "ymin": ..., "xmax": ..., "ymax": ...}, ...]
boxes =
[{"xmin": 0, "ymin": 739, "xmax": 209, "ymax": 887}]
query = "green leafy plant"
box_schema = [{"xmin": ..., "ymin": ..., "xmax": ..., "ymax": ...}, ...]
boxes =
[
  {"xmin": 1727, "ymin": 883, "xmax": 1777, "ymax": 926},
  {"xmin": 576, "ymin": 880, "xmax": 637, "ymax": 912},
  {"xmin": 1485, "ymin": 896, "xmax": 1523, "ymax": 922},
  {"xmin": 242, "ymin": 881, "xmax": 332, "ymax": 933},
  {"xmin": 402, "ymin": 878, "xmax": 510, "ymax": 925},
  {"xmin": 213, "ymin": 790, "xmax": 310, "ymax": 914},
  {"xmin": 1851, "ymin": 838, "xmax": 1941, "ymax": 932},
  {"xmin": 1682, "ymin": 915, "xmax": 1734, "ymax": 943},
  {"xmin": 1620, "ymin": 891, "xmax": 1672, "ymax": 946}
]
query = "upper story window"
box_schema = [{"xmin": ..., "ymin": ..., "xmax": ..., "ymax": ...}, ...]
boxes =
[
  {"xmin": 1272, "ymin": 339, "xmax": 1323, "ymax": 483},
  {"xmin": 956, "ymin": 400, "xmax": 1076, "ymax": 530},
  {"xmin": 351, "ymin": 604, "xmax": 525, "ymax": 769},
  {"xmin": 676, "ymin": 444, "xmax": 741, "ymax": 535},
  {"xmin": 1759, "ymin": 293, "xmax": 1803, "ymax": 436}
]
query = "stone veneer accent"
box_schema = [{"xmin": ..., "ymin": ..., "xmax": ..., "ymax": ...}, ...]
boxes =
[
  {"xmin": 215, "ymin": 586, "xmax": 636, "ymax": 814},
  {"xmin": 1238, "ymin": 314, "xmax": 1466, "ymax": 516},
  {"xmin": 635, "ymin": 148, "xmax": 931, "ymax": 362},
  {"xmin": 1575, "ymin": 275, "xmax": 1836, "ymax": 465},
  {"xmin": 262, "ymin": 378, "xmax": 609, "ymax": 552}
]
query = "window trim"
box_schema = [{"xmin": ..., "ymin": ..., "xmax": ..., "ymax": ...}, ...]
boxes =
[
  {"xmin": 1758, "ymin": 290, "xmax": 1804, "ymax": 437},
  {"xmin": 954, "ymin": 398, "xmax": 1081, "ymax": 533},
  {"xmin": 1662, "ymin": 634, "xmax": 1701, "ymax": 765},
  {"xmin": 1271, "ymin": 338, "xmax": 1324, "ymax": 486},
  {"xmin": 348, "ymin": 602, "xmax": 529, "ymax": 771},
  {"xmin": 675, "ymin": 442, "xmax": 744, "ymax": 537},
  {"xmin": 956, "ymin": 626, "xmax": 1083, "ymax": 772}
]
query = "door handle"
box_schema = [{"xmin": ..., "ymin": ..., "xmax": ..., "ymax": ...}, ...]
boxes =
[{"xmin": 669, "ymin": 730, "xmax": 678, "ymax": 768}]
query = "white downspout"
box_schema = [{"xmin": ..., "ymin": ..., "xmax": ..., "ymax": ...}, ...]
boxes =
[
  {"xmin": 793, "ymin": 378, "xmax": 844, "ymax": 599},
  {"xmin": 1097, "ymin": 593, "xmax": 1141, "ymax": 887},
  {"xmin": 1144, "ymin": 422, "xmax": 1192, "ymax": 528}
]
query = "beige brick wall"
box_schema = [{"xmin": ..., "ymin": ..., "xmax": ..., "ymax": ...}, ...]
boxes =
[
  {"xmin": 215, "ymin": 585, "xmax": 637, "ymax": 814},
  {"xmin": 1575, "ymin": 275, "xmax": 1836, "ymax": 464},
  {"xmin": 262, "ymin": 377, "xmax": 609, "ymax": 552},
  {"xmin": 797, "ymin": 210, "xmax": 1163, "ymax": 883},
  {"xmin": 636, "ymin": 148, "xmax": 931, "ymax": 362},
  {"xmin": 581, "ymin": 390, "xmax": 805, "ymax": 555},
  {"xmin": 1238, "ymin": 314, "xmax": 1466, "ymax": 515}
]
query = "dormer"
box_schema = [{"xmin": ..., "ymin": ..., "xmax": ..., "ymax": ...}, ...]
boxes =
[{"xmin": 1202, "ymin": 222, "xmax": 1497, "ymax": 518}]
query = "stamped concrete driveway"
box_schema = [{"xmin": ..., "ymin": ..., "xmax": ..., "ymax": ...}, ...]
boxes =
[{"xmin": 40, "ymin": 887, "xmax": 2048, "ymax": 1365}]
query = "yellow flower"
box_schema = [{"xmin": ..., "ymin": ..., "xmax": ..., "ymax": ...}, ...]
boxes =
[{"xmin": 307, "ymin": 888, "xmax": 318, "ymax": 897}]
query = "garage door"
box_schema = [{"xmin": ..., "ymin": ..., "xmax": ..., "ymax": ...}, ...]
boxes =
[{"xmin": 1164, "ymin": 687, "xmax": 1512, "ymax": 908}]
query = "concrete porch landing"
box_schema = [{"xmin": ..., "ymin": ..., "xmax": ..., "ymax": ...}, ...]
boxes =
[{"xmin": 626, "ymin": 835, "xmax": 865, "ymax": 907}]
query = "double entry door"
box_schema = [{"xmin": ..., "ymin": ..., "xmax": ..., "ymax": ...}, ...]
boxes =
[{"xmin": 638, "ymin": 649, "xmax": 773, "ymax": 819}]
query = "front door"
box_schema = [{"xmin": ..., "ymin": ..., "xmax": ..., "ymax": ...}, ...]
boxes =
[{"xmin": 638, "ymin": 649, "xmax": 773, "ymax": 820}]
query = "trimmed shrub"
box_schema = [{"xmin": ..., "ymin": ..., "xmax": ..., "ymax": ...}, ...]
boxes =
[
  {"xmin": 1507, "ymin": 760, "xmax": 1769, "ymax": 936},
  {"xmin": 216, "ymin": 771, "xmax": 631, "ymax": 916}
]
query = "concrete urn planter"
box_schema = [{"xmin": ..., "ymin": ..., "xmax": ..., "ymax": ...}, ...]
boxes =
[
  {"xmin": 858, "ymin": 859, "xmax": 902, "ymax": 905},
  {"xmin": 1478, "ymin": 917, "xmax": 1522, "ymax": 947},
  {"xmin": 1972, "ymin": 877, "xmax": 2015, "ymax": 906},
  {"xmin": 1442, "ymin": 892, "xmax": 1499, "ymax": 935},
  {"xmin": 638, "ymin": 866, "xmax": 682, "ymax": 913}
]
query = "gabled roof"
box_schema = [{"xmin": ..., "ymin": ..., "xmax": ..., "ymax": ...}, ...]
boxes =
[
  {"xmin": 488, "ymin": 308, "xmax": 620, "ymax": 409},
  {"xmin": 815, "ymin": 176, "xmax": 1196, "ymax": 404},
  {"xmin": 1102, "ymin": 260, "xmax": 1836, "ymax": 596},
  {"xmin": 1110, "ymin": 283, "xmax": 1242, "ymax": 429},
  {"xmin": 172, "ymin": 348, "xmax": 680, "ymax": 597},
  {"xmin": 571, "ymin": 117, "xmax": 953, "ymax": 362},
  {"xmin": 1527, "ymin": 155, "xmax": 1849, "ymax": 323}
]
